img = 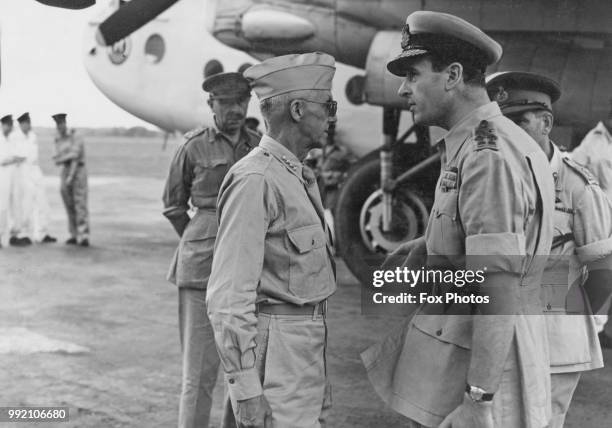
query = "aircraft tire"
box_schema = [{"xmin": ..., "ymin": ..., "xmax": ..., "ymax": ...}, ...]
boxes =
[{"xmin": 334, "ymin": 155, "xmax": 432, "ymax": 286}]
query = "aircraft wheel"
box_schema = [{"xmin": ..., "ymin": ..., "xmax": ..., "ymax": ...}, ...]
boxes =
[{"xmin": 334, "ymin": 157, "xmax": 429, "ymax": 286}]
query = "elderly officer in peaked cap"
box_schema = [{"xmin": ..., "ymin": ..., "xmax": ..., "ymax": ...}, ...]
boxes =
[
  {"xmin": 162, "ymin": 71, "xmax": 259, "ymax": 428},
  {"xmin": 487, "ymin": 71, "xmax": 612, "ymax": 427},
  {"xmin": 206, "ymin": 52, "xmax": 337, "ymax": 428},
  {"xmin": 52, "ymin": 113, "xmax": 89, "ymax": 246},
  {"xmin": 361, "ymin": 11, "xmax": 555, "ymax": 428}
]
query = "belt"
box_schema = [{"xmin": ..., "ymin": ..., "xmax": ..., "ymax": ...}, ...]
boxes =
[{"xmin": 256, "ymin": 300, "xmax": 327, "ymax": 316}]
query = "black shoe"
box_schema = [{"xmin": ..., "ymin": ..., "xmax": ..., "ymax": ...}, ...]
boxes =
[
  {"xmin": 41, "ymin": 235, "xmax": 57, "ymax": 243},
  {"xmin": 599, "ymin": 331, "xmax": 612, "ymax": 349},
  {"xmin": 9, "ymin": 236, "xmax": 18, "ymax": 246},
  {"xmin": 18, "ymin": 237, "xmax": 32, "ymax": 246},
  {"xmin": 79, "ymin": 239, "xmax": 89, "ymax": 247},
  {"xmin": 66, "ymin": 238, "xmax": 77, "ymax": 245},
  {"xmin": 11, "ymin": 237, "xmax": 32, "ymax": 247}
]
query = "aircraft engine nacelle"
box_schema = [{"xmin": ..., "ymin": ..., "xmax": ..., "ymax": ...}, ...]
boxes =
[{"xmin": 361, "ymin": 31, "xmax": 408, "ymax": 110}]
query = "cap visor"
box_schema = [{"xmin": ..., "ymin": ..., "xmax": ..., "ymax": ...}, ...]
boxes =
[
  {"xmin": 387, "ymin": 49, "xmax": 429, "ymax": 76},
  {"xmin": 500, "ymin": 104, "xmax": 551, "ymax": 117}
]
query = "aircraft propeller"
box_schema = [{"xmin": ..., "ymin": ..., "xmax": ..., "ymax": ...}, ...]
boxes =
[{"xmin": 34, "ymin": 0, "xmax": 180, "ymax": 46}]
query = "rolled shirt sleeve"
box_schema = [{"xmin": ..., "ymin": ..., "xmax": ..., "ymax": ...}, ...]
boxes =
[
  {"xmin": 573, "ymin": 184, "xmax": 612, "ymax": 268},
  {"xmin": 162, "ymin": 143, "xmax": 192, "ymax": 221},
  {"xmin": 206, "ymin": 171, "xmax": 273, "ymax": 402},
  {"xmin": 460, "ymin": 149, "xmax": 528, "ymax": 273}
]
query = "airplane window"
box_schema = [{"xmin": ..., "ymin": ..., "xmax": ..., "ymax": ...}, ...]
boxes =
[
  {"xmin": 204, "ymin": 60, "xmax": 224, "ymax": 78},
  {"xmin": 238, "ymin": 63, "xmax": 253, "ymax": 74},
  {"xmin": 145, "ymin": 34, "xmax": 165, "ymax": 64},
  {"xmin": 108, "ymin": 38, "xmax": 131, "ymax": 65}
]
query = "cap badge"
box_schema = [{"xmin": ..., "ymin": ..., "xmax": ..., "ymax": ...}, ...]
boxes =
[{"xmin": 401, "ymin": 25, "xmax": 411, "ymax": 50}]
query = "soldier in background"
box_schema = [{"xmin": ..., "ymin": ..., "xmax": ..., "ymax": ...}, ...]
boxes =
[
  {"xmin": 16, "ymin": 113, "xmax": 56, "ymax": 243},
  {"xmin": 244, "ymin": 117, "xmax": 262, "ymax": 135},
  {"xmin": 52, "ymin": 113, "xmax": 89, "ymax": 247},
  {"xmin": 487, "ymin": 71, "xmax": 612, "ymax": 428},
  {"xmin": 162, "ymin": 72, "xmax": 259, "ymax": 428},
  {"xmin": 9, "ymin": 113, "xmax": 34, "ymax": 247},
  {"xmin": 0, "ymin": 115, "xmax": 23, "ymax": 248},
  {"xmin": 571, "ymin": 107, "xmax": 612, "ymax": 347}
]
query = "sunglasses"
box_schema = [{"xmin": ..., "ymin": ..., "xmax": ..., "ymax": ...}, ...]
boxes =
[{"xmin": 298, "ymin": 99, "xmax": 338, "ymax": 117}]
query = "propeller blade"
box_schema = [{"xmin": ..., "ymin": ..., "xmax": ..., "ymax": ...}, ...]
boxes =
[
  {"xmin": 33, "ymin": 0, "xmax": 95, "ymax": 9},
  {"xmin": 97, "ymin": 0, "xmax": 180, "ymax": 46}
]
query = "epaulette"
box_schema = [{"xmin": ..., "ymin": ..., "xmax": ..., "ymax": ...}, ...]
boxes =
[
  {"xmin": 183, "ymin": 127, "xmax": 207, "ymax": 140},
  {"xmin": 474, "ymin": 120, "xmax": 498, "ymax": 151},
  {"xmin": 562, "ymin": 157, "xmax": 599, "ymax": 185}
]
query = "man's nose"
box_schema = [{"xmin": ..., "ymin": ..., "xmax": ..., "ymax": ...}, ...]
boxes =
[{"xmin": 398, "ymin": 79, "xmax": 411, "ymax": 98}]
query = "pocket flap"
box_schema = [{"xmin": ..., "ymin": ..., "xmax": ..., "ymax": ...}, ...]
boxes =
[
  {"xmin": 412, "ymin": 314, "xmax": 472, "ymax": 349},
  {"xmin": 287, "ymin": 225, "xmax": 325, "ymax": 254},
  {"xmin": 435, "ymin": 193, "xmax": 458, "ymax": 219},
  {"xmin": 200, "ymin": 157, "xmax": 229, "ymax": 168},
  {"xmin": 182, "ymin": 212, "xmax": 218, "ymax": 242}
]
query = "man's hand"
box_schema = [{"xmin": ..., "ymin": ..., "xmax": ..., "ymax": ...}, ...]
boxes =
[
  {"xmin": 381, "ymin": 237, "xmax": 427, "ymax": 270},
  {"xmin": 236, "ymin": 394, "xmax": 272, "ymax": 428},
  {"xmin": 438, "ymin": 394, "xmax": 493, "ymax": 428}
]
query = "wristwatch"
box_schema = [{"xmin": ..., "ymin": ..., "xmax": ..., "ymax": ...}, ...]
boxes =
[{"xmin": 465, "ymin": 384, "xmax": 494, "ymax": 402}]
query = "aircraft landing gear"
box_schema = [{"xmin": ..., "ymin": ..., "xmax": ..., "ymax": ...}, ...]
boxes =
[{"xmin": 334, "ymin": 108, "xmax": 440, "ymax": 286}]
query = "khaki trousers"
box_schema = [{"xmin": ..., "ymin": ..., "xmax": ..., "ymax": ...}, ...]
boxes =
[
  {"xmin": 549, "ymin": 372, "xmax": 581, "ymax": 428},
  {"xmin": 178, "ymin": 288, "xmax": 220, "ymax": 428},
  {"xmin": 225, "ymin": 312, "xmax": 332, "ymax": 428}
]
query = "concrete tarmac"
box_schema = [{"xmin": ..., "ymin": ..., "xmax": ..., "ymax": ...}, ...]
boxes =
[{"xmin": 1, "ymin": 137, "xmax": 610, "ymax": 427}]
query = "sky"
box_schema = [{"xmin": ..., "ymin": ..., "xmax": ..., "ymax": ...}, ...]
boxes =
[{"xmin": 0, "ymin": 0, "xmax": 153, "ymax": 128}]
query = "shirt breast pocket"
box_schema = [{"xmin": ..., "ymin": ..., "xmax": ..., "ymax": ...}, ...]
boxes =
[
  {"xmin": 286, "ymin": 224, "xmax": 333, "ymax": 301},
  {"xmin": 432, "ymin": 192, "xmax": 463, "ymax": 255},
  {"xmin": 193, "ymin": 157, "xmax": 230, "ymax": 197}
]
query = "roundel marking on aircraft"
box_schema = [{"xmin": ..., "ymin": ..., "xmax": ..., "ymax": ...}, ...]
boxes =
[{"xmin": 108, "ymin": 37, "xmax": 131, "ymax": 65}]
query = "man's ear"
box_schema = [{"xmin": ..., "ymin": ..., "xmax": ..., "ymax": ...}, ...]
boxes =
[
  {"xmin": 289, "ymin": 99, "xmax": 304, "ymax": 122},
  {"xmin": 542, "ymin": 111, "xmax": 554, "ymax": 136},
  {"xmin": 445, "ymin": 62, "xmax": 463, "ymax": 90}
]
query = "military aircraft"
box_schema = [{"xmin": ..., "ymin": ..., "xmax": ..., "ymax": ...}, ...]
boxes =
[{"xmin": 36, "ymin": 0, "xmax": 612, "ymax": 286}]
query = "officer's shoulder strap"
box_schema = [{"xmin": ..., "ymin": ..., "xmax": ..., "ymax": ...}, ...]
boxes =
[
  {"xmin": 562, "ymin": 156, "xmax": 598, "ymax": 186},
  {"xmin": 473, "ymin": 120, "xmax": 498, "ymax": 152},
  {"xmin": 183, "ymin": 126, "xmax": 208, "ymax": 140}
]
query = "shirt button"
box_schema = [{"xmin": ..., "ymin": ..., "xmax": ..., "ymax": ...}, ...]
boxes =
[
  {"xmin": 228, "ymin": 378, "xmax": 235, "ymax": 384},
  {"xmin": 436, "ymin": 329, "xmax": 442, "ymax": 336},
  {"xmin": 546, "ymin": 304, "xmax": 552, "ymax": 310}
]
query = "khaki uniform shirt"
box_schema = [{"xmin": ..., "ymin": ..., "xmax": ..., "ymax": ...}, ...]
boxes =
[
  {"xmin": 162, "ymin": 126, "xmax": 260, "ymax": 288},
  {"xmin": 207, "ymin": 135, "xmax": 336, "ymax": 402},
  {"xmin": 544, "ymin": 145, "xmax": 612, "ymax": 373},
  {"xmin": 54, "ymin": 131, "xmax": 85, "ymax": 167},
  {"xmin": 362, "ymin": 102, "xmax": 554, "ymax": 428},
  {"xmin": 571, "ymin": 122, "xmax": 612, "ymax": 200}
]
